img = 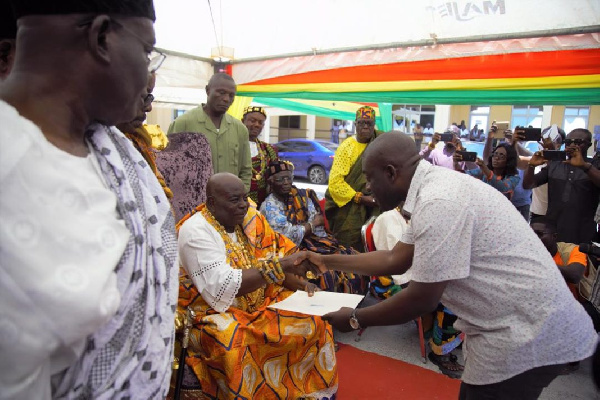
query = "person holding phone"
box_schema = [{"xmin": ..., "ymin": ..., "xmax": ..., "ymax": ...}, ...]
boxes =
[
  {"xmin": 420, "ymin": 126, "xmax": 474, "ymax": 171},
  {"xmin": 523, "ymin": 128, "xmax": 600, "ymax": 244},
  {"xmin": 454, "ymin": 142, "xmax": 520, "ymax": 200}
]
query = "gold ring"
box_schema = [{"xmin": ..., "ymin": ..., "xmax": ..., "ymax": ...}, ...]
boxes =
[{"xmin": 306, "ymin": 271, "xmax": 316, "ymax": 280}]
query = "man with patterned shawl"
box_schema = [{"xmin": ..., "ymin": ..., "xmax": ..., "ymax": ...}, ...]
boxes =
[
  {"xmin": 242, "ymin": 105, "xmax": 279, "ymax": 208},
  {"xmin": 0, "ymin": 1, "xmax": 178, "ymax": 398},
  {"xmin": 260, "ymin": 160, "xmax": 367, "ymax": 294},
  {"xmin": 117, "ymin": 69, "xmax": 173, "ymax": 199},
  {"xmin": 325, "ymin": 106, "xmax": 380, "ymax": 252},
  {"xmin": 173, "ymin": 173, "xmax": 337, "ymax": 399}
]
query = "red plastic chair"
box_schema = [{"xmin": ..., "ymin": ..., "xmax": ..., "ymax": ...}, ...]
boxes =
[
  {"xmin": 318, "ymin": 198, "xmax": 329, "ymax": 231},
  {"xmin": 359, "ymin": 217, "xmax": 427, "ymax": 363}
]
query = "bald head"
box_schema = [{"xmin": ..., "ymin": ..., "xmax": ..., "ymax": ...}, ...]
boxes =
[
  {"xmin": 364, "ymin": 132, "xmax": 420, "ymax": 170},
  {"xmin": 362, "ymin": 132, "xmax": 421, "ymax": 212},
  {"xmin": 206, "ymin": 172, "xmax": 244, "ymax": 199},
  {"xmin": 206, "ymin": 173, "xmax": 249, "ymax": 232},
  {"xmin": 207, "ymin": 72, "xmax": 235, "ymax": 88}
]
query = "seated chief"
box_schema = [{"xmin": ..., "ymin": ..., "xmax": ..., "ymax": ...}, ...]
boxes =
[
  {"xmin": 175, "ymin": 173, "xmax": 337, "ymax": 400},
  {"xmin": 260, "ymin": 160, "xmax": 367, "ymax": 294}
]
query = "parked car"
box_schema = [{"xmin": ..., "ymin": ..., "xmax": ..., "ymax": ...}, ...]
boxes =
[{"xmin": 273, "ymin": 139, "xmax": 337, "ymax": 184}]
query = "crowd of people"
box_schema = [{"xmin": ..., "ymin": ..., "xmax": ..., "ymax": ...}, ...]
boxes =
[{"xmin": 1, "ymin": 1, "xmax": 599, "ymax": 399}]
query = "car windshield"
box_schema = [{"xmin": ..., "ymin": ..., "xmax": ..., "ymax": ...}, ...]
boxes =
[{"xmin": 317, "ymin": 141, "xmax": 339, "ymax": 151}]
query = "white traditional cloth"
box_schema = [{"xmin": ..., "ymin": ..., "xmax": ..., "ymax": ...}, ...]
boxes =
[
  {"xmin": 401, "ymin": 160, "xmax": 597, "ymax": 385},
  {"xmin": 178, "ymin": 212, "xmax": 242, "ymax": 313},
  {"xmin": 530, "ymin": 164, "xmax": 549, "ymax": 215},
  {"xmin": 0, "ymin": 101, "xmax": 179, "ymax": 399},
  {"xmin": 249, "ymin": 140, "xmax": 258, "ymax": 158},
  {"xmin": 371, "ymin": 209, "xmax": 412, "ymax": 285}
]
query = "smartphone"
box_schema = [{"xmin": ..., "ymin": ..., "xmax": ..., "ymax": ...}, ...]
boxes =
[
  {"xmin": 439, "ymin": 133, "xmax": 453, "ymax": 142},
  {"xmin": 542, "ymin": 150, "xmax": 567, "ymax": 161},
  {"xmin": 491, "ymin": 121, "xmax": 509, "ymax": 139},
  {"xmin": 456, "ymin": 151, "xmax": 477, "ymax": 162},
  {"xmin": 522, "ymin": 128, "xmax": 542, "ymax": 142}
]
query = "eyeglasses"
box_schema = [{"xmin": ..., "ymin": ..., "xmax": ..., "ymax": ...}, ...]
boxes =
[
  {"xmin": 107, "ymin": 18, "xmax": 166, "ymax": 72},
  {"xmin": 564, "ymin": 139, "xmax": 589, "ymax": 146},
  {"xmin": 356, "ymin": 120, "xmax": 375, "ymax": 127},
  {"xmin": 492, "ymin": 152, "xmax": 507, "ymax": 160},
  {"xmin": 148, "ymin": 51, "xmax": 166, "ymax": 73},
  {"xmin": 273, "ymin": 176, "xmax": 293, "ymax": 183},
  {"xmin": 143, "ymin": 93, "xmax": 155, "ymax": 105}
]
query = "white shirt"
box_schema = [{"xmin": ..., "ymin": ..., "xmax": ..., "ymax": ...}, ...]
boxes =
[
  {"xmin": 0, "ymin": 101, "xmax": 129, "ymax": 399},
  {"xmin": 371, "ymin": 209, "xmax": 412, "ymax": 285},
  {"xmin": 178, "ymin": 212, "xmax": 243, "ymax": 313},
  {"xmin": 401, "ymin": 160, "xmax": 597, "ymax": 385},
  {"xmin": 530, "ymin": 165, "xmax": 548, "ymax": 215},
  {"xmin": 249, "ymin": 141, "xmax": 259, "ymax": 158}
]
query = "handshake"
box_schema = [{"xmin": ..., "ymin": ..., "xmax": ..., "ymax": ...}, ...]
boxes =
[{"xmin": 279, "ymin": 251, "xmax": 327, "ymax": 280}]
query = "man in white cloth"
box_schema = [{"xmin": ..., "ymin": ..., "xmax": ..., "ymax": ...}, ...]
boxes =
[
  {"xmin": 0, "ymin": 1, "xmax": 178, "ymax": 398},
  {"xmin": 298, "ymin": 132, "xmax": 597, "ymax": 399}
]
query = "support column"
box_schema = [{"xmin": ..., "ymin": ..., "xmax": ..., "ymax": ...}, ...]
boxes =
[
  {"xmin": 434, "ymin": 105, "xmax": 451, "ymax": 133},
  {"xmin": 306, "ymin": 114, "xmax": 316, "ymax": 140},
  {"xmin": 261, "ymin": 116, "xmax": 271, "ymax": 143},
  {"xmin": 542, "ymin": 106, "xmax": 553, "ymax": 128}
]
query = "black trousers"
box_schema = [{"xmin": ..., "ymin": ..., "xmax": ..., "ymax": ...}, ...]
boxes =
[{"xmin": 458, "ymin": 364, "xmax": 564, "ymax": 400}]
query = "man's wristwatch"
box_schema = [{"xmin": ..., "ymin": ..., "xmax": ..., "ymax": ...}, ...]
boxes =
[{"xmin": 349, "ymin": 308, "xmax": 361, "ymax": 330}]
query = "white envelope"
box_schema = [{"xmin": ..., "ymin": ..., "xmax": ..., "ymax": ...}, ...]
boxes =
[{"xmin": 268, "ymin": 290, "xmax": 365, "ymax": 316}]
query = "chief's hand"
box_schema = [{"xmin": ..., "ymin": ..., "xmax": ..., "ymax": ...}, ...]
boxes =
[
  {"xmin": 304, "ymin": 281, "xmax": 319, "ymax": 297},
  {"xmin": 280, "ymin": 251, "xmax": 325, "ymax": 278},
  {"xmin": 322, "ymin": 307, "xmax": 354, "ymax": 332}
]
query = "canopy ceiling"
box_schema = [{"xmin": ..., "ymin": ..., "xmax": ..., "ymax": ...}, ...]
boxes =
[{"xmin": 152, "ymin": 0, "xmax": 600, "ymax": 123}]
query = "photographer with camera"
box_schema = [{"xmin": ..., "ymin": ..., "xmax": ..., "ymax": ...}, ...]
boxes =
[
  {"xmin": 523, "ymin": 128, "xmax": 600, "ymax": 244},
  {"xmin": 453, "ymin": 134, "xmax": 520, "ymax": 200},
  {"xmin": 420, "ymin": 125, "xmax": 475, "ymax": 171}
]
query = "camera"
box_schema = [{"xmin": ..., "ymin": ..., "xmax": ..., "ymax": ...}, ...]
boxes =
[
  {"xmin": 456, "ymin": 151, "xmax": 477, "ymax": 162},
  {"xmin": 542, "ymin": 150, "xmax": 567, "ymax": 161}
]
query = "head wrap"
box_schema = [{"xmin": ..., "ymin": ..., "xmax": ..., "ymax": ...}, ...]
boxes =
[
  {"xmin": 243, "ymin": 106, "xmax": 266, "ymax": 119},
  {"xmin": 266, "ymin": 160, "xmax": 294, "ymax": 179},
  {"xmin": 542, "ymin": 124, "xmax": 565, "ymax": 143},
  {"xmin": 447, "ymin": 125, "xmax": 460, "ymax": 134},
  {"xmin": 1, "ymin": 3, "xmax": 17, "ymax": 39},
  {"xmin": 10, "ymin": 0, "xmax": 156, "ymax": 21},
  {"xmin": 355, "ymin": 106, "xmax": 376, "ymax": 120}
]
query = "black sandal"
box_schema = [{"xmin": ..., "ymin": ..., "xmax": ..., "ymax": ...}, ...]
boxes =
[{"xmin": 428, "ymin": 352, "xmax": 464, "ymax": 379}]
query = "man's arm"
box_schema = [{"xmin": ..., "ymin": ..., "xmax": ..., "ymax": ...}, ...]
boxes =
[
  {"xmin": 167, "ymin": 116, "xmax": 186, "ymax": 134},
  {"xmin": 322, "ymin": 280, "xmax": 447, "ymax": 332},
  {"xmin": 522, "ymin": 152, "xmax": 547, "ymax": 189},
  {"xmin": 299, "ymin": 240, "xmax": 414, "ymax": 277},
  {"xmin": 238, "ymin": 129, "xmax": 252, "ymax": 191},
  {"xmin": 565, "ymin": 147, "xmax": 600, "ymax": 187},
  {"xmin": 419, "ymin": 133, "xmax": 440, "ymax": 163},
  {"xmin": 483, "ymin": 132, "xmax": 493, "ymax": 160}
]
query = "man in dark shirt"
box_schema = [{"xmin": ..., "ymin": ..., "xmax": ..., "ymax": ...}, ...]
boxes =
[{"xmin": 523, "ymin": 128, "xmax": 600, "ymax": 244}]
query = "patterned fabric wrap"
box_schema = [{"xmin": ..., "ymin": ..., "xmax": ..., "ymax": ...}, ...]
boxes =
[
  {"xmin": 124, "ymin": 127, "xmax": 173, "ymax": 199},
  {"xmin": 428, "ymin": 305, "xmax": 465, "ymax": 356},
  {"xmin": 171, "ymin": 202, "xmax": 338, "ymax": 399},
  {"xmin": 355, "ymin": 105, "xmax": 376, "ymax": 120},
  {"xmin": 53, "ymin": 124, "xmax": 178, "ymax": 399},
  {"xmin": 370, "ymin": 275, "xmax": 402, "ymax": 300},
  {"xmin": 324, "ymin": 134, "xmax": 380, "ymax": 252},
  {"xmin": 156, "ymin": 132, "xmax": 214, "ymax": 222},
  {"xmin": 243, "ymin": 106, "xmax": 267, "ymax": 118},
  {"xmin": 266, "ymin": 159, "xmax": 294, "ymax": 178},
  {"xmin": 249, "ymin": 140, "xmax": 278, "ymax": 207},
  {"xmin": 285, "ymin": 187, "xmax": 367, "ymax": 294}
]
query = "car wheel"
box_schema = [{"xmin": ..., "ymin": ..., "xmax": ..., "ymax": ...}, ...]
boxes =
[{"xmin": 308, "ymin": 165, "xmax": 326, "ymax": 184}]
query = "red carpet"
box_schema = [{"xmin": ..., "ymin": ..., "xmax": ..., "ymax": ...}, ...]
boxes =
[{"xmin": 335, "ymin": 343, "xmax": 461, "ymax": 399}]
